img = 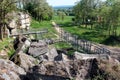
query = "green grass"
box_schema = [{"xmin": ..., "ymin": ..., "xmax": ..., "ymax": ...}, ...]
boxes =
[
  {"xmin": 116, "ymin": 27, "xmax": 120, "ymax": 36},
  {"xmin": 64, "ymin": 27, "xmax": 106, "ymax": 43},
  {"xmin": 53, "ymin": 42, "xmax": 72, "ymax": 49},
  {"xmin": 31, "ymin": 19, "xmax": 57, "ymax": 39},
  {"xmin": 53, "ymin": 16, "xmax": 120, "ymax": 46},
  {"xmin": 0, "ymin": 38, "xmax": 15, "ymax": 58},
  {"xmin": 31, "ymin": 16, "xmax": 120, "ymax": 47},
  {"xmin": 8, "ymin": 48, "xmax": 15, "ymax": 57},
  {"xmin": 52, "ymin": 16, "xmax": 74, "ymax": 24},
  {"xmin": 0, "ymin": 38, "xmax": 12, "ymax": 50},
  {"xmin": 31, "ymin": 18, "xmax": 76, "ymax": 49},
  {"xmin": 52, "ymin": 16, "xmax": 106, "ymax": 43}
]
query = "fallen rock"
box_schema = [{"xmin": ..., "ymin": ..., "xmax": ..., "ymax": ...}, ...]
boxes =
[
  {"xmin": 14, "ymin": 51, "xmax": 40, "ymax": 71},
  {"xmin": 0, "ymin": 50, "xmax": 8, "ymax": 59},
  {"xmin": 25, "ymin": 59, "xmax": 97, "ymax": 80},
  {"xmin": 40, "ymin": 47, "xmax": 61, "ymax": 61},
  {"xmin": 28, "ymin": 40, "xmax": 48, "ymax": 57},
  {"xmin": 0, "ymin": 59, "xmax": 26, "ymax": 80}
]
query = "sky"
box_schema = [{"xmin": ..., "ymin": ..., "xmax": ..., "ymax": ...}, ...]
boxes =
[{"xmin": 46, "ymin": 0, "xmax": 79, "ymax": 7}]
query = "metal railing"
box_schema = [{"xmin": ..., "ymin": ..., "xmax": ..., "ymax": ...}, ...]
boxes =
[{"xmin": 55, "ymin": 26, "xmax": 111, "ymax": 55}]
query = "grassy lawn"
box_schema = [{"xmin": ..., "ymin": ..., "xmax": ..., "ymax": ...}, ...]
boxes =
[
  {"xmin": 52, "ymin": 16, "xmax": 106, "ymax": 43},
  {"xmin": 53, "ymin": 42, "xmax": 72, "ymax": 49},
  {"xmin": 52, "ymin": 16, "xmax": 74, "ymax": 24},
  {"xmin": 31, "ymin": 18, "xmax": 74, "ymax": 49},
  {"xmin": 53, "ymin": 16, "xmax": 120, "ymax": 46},
  {"xmin": 31, "ymin": 19, "xmax": 57, "ymax": 39}
]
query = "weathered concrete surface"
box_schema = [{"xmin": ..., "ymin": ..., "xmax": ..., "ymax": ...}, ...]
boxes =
[{"xmin": 74, "ymin": 51, "xmax": 109, "ymax": 60}]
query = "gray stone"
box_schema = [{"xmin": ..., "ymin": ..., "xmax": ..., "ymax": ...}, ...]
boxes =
[
  {"xmin": 0, "ymin": 59, "xmax": 26, "ymax": 80},
  {"xmin": 26, "ymin": 60, "xmax": 93, "ymax": 80},
  {"xmin": 0, "ymin": 50, "xmax": 8, "ymax": 59},
  {"xmin": 28, "ymin": 40, "xmax": 48, "ymax": 57},
  {"xmin": 18, "ymin": 52, "xmax": 40, "ymax": 71}
]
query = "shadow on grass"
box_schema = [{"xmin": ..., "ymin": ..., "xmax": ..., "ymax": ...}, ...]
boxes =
[
  {"xmin": 82, "ymin": 31, "xmax": 101, "ymax": 37},
  {"xmin": 101, "ymin": 36, "xmax": 120, "ymax": 46},
  {"xmin": 102, "ymin": 36, "xmax": 120, "ymax": 46},
  {"xmin": 76, "ymin": 31, "xmax": 103, "ymax": 41},
  {"xmin": 58, "ymin": 22, "xmax": 74, "ymax": 27}
]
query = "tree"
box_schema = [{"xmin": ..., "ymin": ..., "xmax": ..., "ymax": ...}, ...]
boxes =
[
  {"xmin": 0, "ymin": 0, "xmax": 17, "ymax": 40},
  {"xmin": 73, "ymin": 0, "xmax": 120, "ymax": 36},
  {"xmin": 23, "ymin": 0, "xmax": 53, "ymax": 21},
  {"xmin": 100, "ymin": 0, "xmax": 120, "ymax": 36},
  {"xmin": 57, "ymin": 11, "xmax": 66, "ymax": 20},
  {"xmin": 73, "ymin": 0, "xmax": 101, "ymax": 27}
]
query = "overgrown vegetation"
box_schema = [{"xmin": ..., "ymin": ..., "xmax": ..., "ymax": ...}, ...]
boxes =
[
  {"xmin": 53, "ymin": 42, "xmax": 72, "ymax": 50},
  {"xmin": 31, "ymin": 19, "xmax": 57, "ymax": 39},
  {"xmin": 0, "ymin": 0, "xmax": 17, "ymax": 40},
  {"xmin": 0, "ymin": 38, "xmax": 15, "ymax": 58},
  {"xmin": 23, "ymin": 0, "xmax": 53, "ymax": 21},
  {"xmin": 73, "ymin": 0, "xmax": 120, "ymax": 36},
  {"xmin": 53, "ymin": 15, "xmax": 120, "ymax": 46}
]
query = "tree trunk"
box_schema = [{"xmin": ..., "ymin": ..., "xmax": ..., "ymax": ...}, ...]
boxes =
[
  {"xmin": 108, "ymin": 25, "xmax": 111, "ymax": 36},
  {"xmin": 85, "ymin": 24, "xmax": 87, "ymax": 28},
  {"xmin": 0, "ymin": 25, "xmax": 3, "ymax": 40},
  {"xmin": 91, "ymin": 22, "xmax": 93, "ymax": 29}
]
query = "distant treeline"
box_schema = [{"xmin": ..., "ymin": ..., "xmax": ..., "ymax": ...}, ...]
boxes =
[{"xmin": 54, "ymin": 5, "xmax": 74, "ymax": 17}]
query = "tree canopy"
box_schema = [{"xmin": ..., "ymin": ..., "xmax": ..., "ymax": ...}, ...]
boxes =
[
  {"xmin": 0, "ymin": 0, "xmax": 17, "ymax": 39},
  {"xmin": 22, "ymin": 0, "xmax": 53, "ymax": 21},
  {"xmin": 0, "ymin": 0, "xmax": 53, "ymax": 40},
  {"xmin": 73, "ymin": 0, "xmax": 120, "ymax": 36}
]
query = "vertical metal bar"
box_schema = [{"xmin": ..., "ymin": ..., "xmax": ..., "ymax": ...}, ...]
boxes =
[{"xmin": 35, "ymin": 33, "xmax": 37, "ymax": 40}]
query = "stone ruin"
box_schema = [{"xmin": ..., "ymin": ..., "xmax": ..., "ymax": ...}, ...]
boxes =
[
  {"xmin": 5, "ymin": 11, "xmax": 31, "ymax": 36},
  {"xmin": 0, "ymin": 36, "xmax": 119, "ymax": 80},
  {"xmin": 25, "ymin": 40, "xmax": 101, "ymax": 80}
]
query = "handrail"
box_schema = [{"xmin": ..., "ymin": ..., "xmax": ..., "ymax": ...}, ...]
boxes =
[{"xmin": 53, "ymin": 22, "xmax": 111, "ymax": 55}]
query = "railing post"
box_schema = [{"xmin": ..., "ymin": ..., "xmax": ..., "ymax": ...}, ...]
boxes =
[{"xmin": 35, "ymin": 32, "xmax": 37, "ymax": 40}]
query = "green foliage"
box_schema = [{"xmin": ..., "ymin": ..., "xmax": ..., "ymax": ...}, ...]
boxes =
[
  {"xmin": 31, "ymin": 19, "xmax": 57, "ymax": 39},
  {"xmin": 8, "ymin": 48, "xmax": 15, "ymax": 57},
  {"xmin": 54, "ymin": 7, "xmax": 74, "ymax": 16},
  {"xmin": 73, "ymin": 0, "xmax": 120, "ymax": 36},
  {"xmin": 67, "ymin": 50, "xmax": 75, "ymax": 56},
  {"xmin": 0, "ymin": 38, "xmax": 12, "ymax": 50},
  {"xmin": 53, "ymin": 42, "xmax": 72, "ymax": 49},
  {"xmin": 73, "ymin": 0, "xmax": 100, "ymax": 26},
  {"xmin": 53, "ymin": 16, "xmax": 120, "ymax": 46},
  {"xmin": 0, "ymin": 38, "xmax": 15, "ymax": 57},
  {"xmin": 0, "ymin": 0, "xmax": 17, "ymax": 40},
  {"xmin": 57, "ymin": 11, "xmax": 66, "ymax": 20},
  {"xmin": 23, "ymin": 0, "xmax": 53, "ymax": 21}
]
